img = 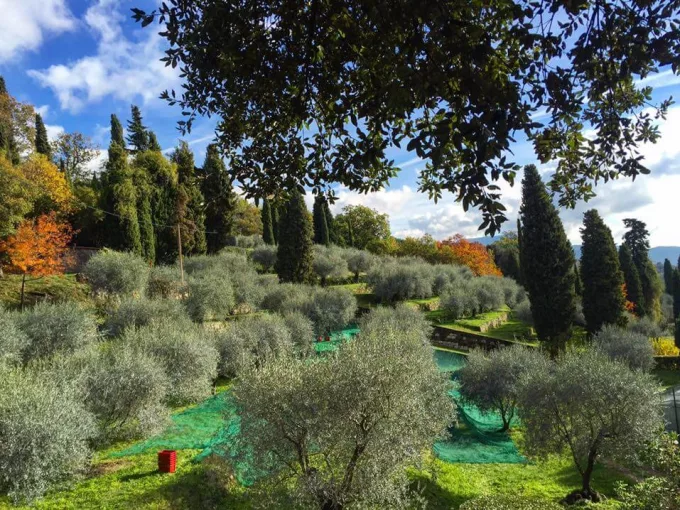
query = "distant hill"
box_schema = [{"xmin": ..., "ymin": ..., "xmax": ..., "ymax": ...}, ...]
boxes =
[{"xmin": 469, "ymin": 236, "xmax": 679, "ymax": 264}]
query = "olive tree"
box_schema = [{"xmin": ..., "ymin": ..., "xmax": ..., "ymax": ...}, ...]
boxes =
[
  {"xmin": 518, "ymin": 349, "xmax": 663, "ymax": 503},
  {"xmin": 83, "ymin": 249, "xmax": 150, "ymax": 296},
  {"xmin": 593, "ymin": 324, "xmax": 655, "ymax": 372},
  {"xmin": 344, "ymin": 248, "xmax": 375, "ymax": 282},
  {"xmin": 458, "ymin": 346, "xmax": 548, "ymax": 432},
  {"xmin": 184, "ymin": 275, "xmax": 236, "ymax": 322},
  {"xmin": 312, "ymin": 246, "xmax": 349, "ymax": 286},
  {"xmin": 146, "ymin": 265, "xmax": 184, "ymax": 298},
  {"xmin": 229, "ymin": 309, "xmax": 454, "ymax": 508},
  {"xmin": 367, "ymin": 260, "xmax": 435, "ymax": 302},
  {"xmin": 302, "ymin": 287, "xmax": 357, "ymax": 336},
  {"xmin": 282, "ymin": 311, "xmax": 315, "ymax": 357},
  {"xmin": 440, "ymin": 285, "xmax": 479, "ymax": 320},
  {"xmin": 359, "ymin": 304, "xmax": 431, "ymax": 345},
  {"xmin": 0, "ymin": 308, "xmax": 28, "ymax": 366},
  {"xmin": 106, "ymin": 297, "xmax": 191, "ymax": 336},
  {"xmin": 251, "ymin": 245, "xmax": 277, "ymax": 273}
]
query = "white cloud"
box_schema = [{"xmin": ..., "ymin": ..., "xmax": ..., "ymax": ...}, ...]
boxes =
[
  {"xmin": 45, "ymin": 123, "xmax": 64, "ymax": 141},
  {"xmin": 635, "ymin": 70, "xmax": 680, "ymax": 91},
  {"xmin": 28, "ymin": 0, "xmax": 181, "ymax": 113},
  {"xmin": 35, "ymin": 105, "xmax": 50, "ymax": 118},
  {"xmin": 0, "ymin": 0, "xmax": 75, "ymax": 63}
]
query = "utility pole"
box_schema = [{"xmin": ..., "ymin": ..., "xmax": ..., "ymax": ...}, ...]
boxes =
[{"xmin": 177, "ymin": 225, "xmax": 185, "ymax": 284}]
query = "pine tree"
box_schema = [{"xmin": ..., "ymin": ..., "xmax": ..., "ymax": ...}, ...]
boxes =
[
  {"xmin": 619, "ymin": 244, "xmax": 644, "ymax": 315},
  {"xmin": 579, "ymin": 209, "xmax": 625, "ymax": 334},
  {"xmin": 276, "ymin": 190, "xmax": 313, "ymax": 283},
  {"xmin": 313, "ymin": 195, "xmax": 330, "ymax": 245},
  {"xmin": 623, "ymin": 218, "xmax": 662, "ymax": 319},
  {"xmin": 664, "ymin": 259, "xmax": 674, "ymax": 294},
  {"xmin": 519, "ymin": 164, "xmax": 575, "ymax": 356},
  {"xmin": 126, "ymin": 105, "xmax": 149, "ymax": 152},
  {"xmin": 148, "ymin": 131, "xmax": 162, "ymax": 152},
  {"xmin": 202, "ymin": 144, "xmax": 235, "ymax": 253},
  {"xmin": 262, "ymin": 198, "xmax": 275, "ymax": 245},
  {"xmin": 34, "ymin": 113, "xmax": 51, "ymax": 158},
  {"xmin": 110, "ymin": 114, "xmax": 125, "ymax": 147},
  {"xmin": 172, "ymin": 141, "xmax": 207, "ymax": 255}
]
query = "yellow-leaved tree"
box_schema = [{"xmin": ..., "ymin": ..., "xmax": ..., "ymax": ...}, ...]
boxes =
[{"xmin": 20, "ymin": 154, "xmax": 73, "ymax": 215}]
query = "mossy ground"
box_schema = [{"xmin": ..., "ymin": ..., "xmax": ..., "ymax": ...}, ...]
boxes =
[{"xmin": 0, "ymin": 274, "xmax": 91, "ymax": 309}]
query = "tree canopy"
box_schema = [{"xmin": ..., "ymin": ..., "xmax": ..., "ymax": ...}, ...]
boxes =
[{"xmin": 134, "ymin": 0, "xmax": 680, "ymax": 234}]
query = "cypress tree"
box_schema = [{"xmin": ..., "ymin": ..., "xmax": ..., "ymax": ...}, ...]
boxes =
[
  {"xmin": 324, "ymin": 200, "xmax": 337, "ymax": 244},
  {"xmin": 148, "ymin": 131, "xmax": 162, "ymax": 152},
  {"xmin": 623, "ymin": 218, "xmax": 662, "ymax": 319},
  {"xmin": 172, "ymin": 141, "xmax": 207, "ymax": 255},
  {"xmin": 202, "ymin": 144, "xmax": 236, "ymax": 253},
  {"xmin": 110, "ymin": 114, "xmax": 125, "ymax": 147},
  {"xmin": 574, "ymin": 263, "xmax": 582, "ymax": 297},
  {"xmin": 262, "ymin": 198, "xmax": 275, "ymax": 245},
  {"xmin": 619, "ymin": 244, "xmax": 644, "ymax": 315},
  {"xmin": 272, "ymin": 203, "xmax": 280, "ymax": 244},
  {"xmin": 106, "ymin": 142, "xmax": 142, "ymax": 255},
  {"xmin": 34, "ymin": 113, "xmax": 51, "ymax": 158},
  {"xmin": 276, "ymin": 190, "xmax": 313, "ymax": 283},
  {"xmin": 519, "ymin": 164, "xmax": 575, "ymax": 356},
  {"xmin": 347, "ymin": 216, "xmax": 355, "ymax": 248},
  {"xmin": 0, "ymin": 76, "xmax": 17, "ymax": 163},
  {"xmin": 137, "ymin": 193, "xmax": 156, "ymax": 263},
  {"xmin": 126, "ymin": 105, "xmax": 149, "ymax": 152},
  {"xmin": 664, "ymin": 259, "xmax": 674, "ymax": 294},
  {"xmin": 312, "ymin": 195, "xmax": 330, "ymax": 245},
  {"xmin": 579, "ymin": 209, "xmax": 625, "ymax": 334}
]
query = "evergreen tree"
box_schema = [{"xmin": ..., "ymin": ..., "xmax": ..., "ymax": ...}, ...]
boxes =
[
  {"xmin": 313, "ymin": 195, "xmax": 330, "ymax": 245},
  {"xmin": 272, "ymin": 203, "xmax": 280, "ymax": 244},
  {"xmin": 172, "ymin": 141, "xmax": 207, "ymax": 255},
  {"xmin": 519, "ymin": 164, "xmax": 575, "ymax": 356},
  {"xmin": 619, "ymin": 244, "xmax": 644, "ymax": 315},
  {"xmin": 276, "ymin": 190, "xmax": 314, "ymax": 283},
  {"xmin": 574, "ymin": 263, "xmax": 582, "ymax": 297},
  {"xmin": 579, "ymin": 209, "xmax": 625, "ymax": 334},
  {"xmin": 137, "ymin": 193, "xmax": 156, "ymax": 263},
  {"xmin": 0, "ymin": 76, "xmax": 17, "ymax": 163},
  {"xmin": 34, "ymin": 113, "xmax": 51, "ymax": 158},
  {"xmin": 262, "ymin": 198, "xmax": 275, "ymax": 245},
  {"xmin": 126, "ymin": 105, "xmax": 149, "ymax": 152},
  {"xmin": 623, "ymin": 218, "xmax": 662, "ymax": 319},
  {"xmin": 664, "ymin": 258, "xmax": 674, "ymax": 294},
  {"xmin": 202, "ymin": 144, "xmax": 236, "ymax": 253},
  {"xmin": 516, "ymin": 218, "xmax": 524, "ymax": 284},
  {"xmin": 148, "ymin": 131, "xmax": 162, "ymax": 152},
  {"xmin": 324, "ymin": 200, "xmax": 337, "ymax": 244},
  {"xmin": 110, "ymin": 114, "xmax": 125, "ymax": 147}
]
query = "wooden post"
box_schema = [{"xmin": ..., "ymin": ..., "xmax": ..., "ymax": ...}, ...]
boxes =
[
  {"xmin": 177, "ymin": 225, "xmax": 185, "ymax": 285},
  {"xmin": 20, "ymin": 273, "xmax": 26, "ymax": 312}
]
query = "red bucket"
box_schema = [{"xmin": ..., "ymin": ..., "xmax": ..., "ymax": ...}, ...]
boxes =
[{"xmin": 158, "ymin": 450, "xmax": 177, "ymax": 473}]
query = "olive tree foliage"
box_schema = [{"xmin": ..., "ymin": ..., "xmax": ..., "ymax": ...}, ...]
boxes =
[
  {"xmin": 627, "ymin": 316, "xmax": 664, "ymax": 339},
  {"xmin": 0, "ymin": 307, "xmax": 28, "ymax": 366},
  {"xmin": 0, "ymin": 366, "xmax": 96, "ymax": 503},
  {"xmin": 312, "ymin": 245, "xmax": 349, "ymax": 285},
  {"xmin": 83, "ymin": 249, "xmax": 150, "ymax": 296},
  {"xmin": 251, "ymin": 244, "xmax": 277, "ymax": 272},
  {"xmin": 106, "ymin": 296, "xmax": 191, "ymax": 336},
  {"xmin": 367, "ymin": 260, "xmax": 435, "ymax": 301},
  {"xmin": 458, "ymin": 346, "xmax": 548, "ymax": 432},
  {"xmin": 282, "ymin": 311, "xmax": 315, "ymax": 357},
  {"xmin": 518, "ymin": 349, "xmax": 663, "ymax": 503},
  {"xmin": 593, "ymin": 324, "xmax": 655, "ymax": 372},
  {"xmin": 122, "ymin": 321, "xmax": 218, "ymax": 405},
  {"xmin": 440, "ymin": 276, "xmax": 515, "ymax": 319},
  {"xmin": 184, "ymin": 275, "xmax": 236, "ymax": 322},
  {"xmin": 513, "ymin": 299, "xmax": 534, "ymax": 325},
  {"xmin": 343, "ymin": 248, "xmax": 375, "ymax": 282},
  {"xmin": 358, "ymin": 303, "xmax": 431, "ymax": 345},
  {"xmin": 146, "ymin": 265, "xmax": 184, "ymax": 298},
  {"xmin": 228, "ymin": 309, "xmax": 454, "ymax": 509},
  {"xmin": 212, "ymin": 314, "xmax": 294, "ymax": 378},
  {"xmin": 17, "ymin": 301, "xmax": 99, "ymax": 362}
]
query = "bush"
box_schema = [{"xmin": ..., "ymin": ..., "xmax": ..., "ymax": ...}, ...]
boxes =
[
  {"xmin": 231, "ymin": 271, "xmax": 267, "ymax": 314},
  {"xmin": 106, "ymin": 297, "xmax": 190, "ymax": 336},
  {"xmin": 0, "ymin": 366, "xmax": 96, "ymax": 503},
  {"xmin": 367, "ymin": 260, "xmax": 435, "ymax": 301},
  {"xmin": 146, "ymin": 265, "xmax": 184, "ymax": 299},
  {"xmin": 628, "ymin": 316, "xmax": 663, "ymax": 339},
  {"xmin": 302, "ymin": 287, "xmax": 358, "ymax": 336},
  {"xmin": 359, "ymin": 304, "xmax": 432, "ymax": 344},
  {"xmin": 233, "ymin": 234, "xmax": 264, "ymax": 249},
  {"xmin": 513, "ymin": 299, "xmax": 534, "ymax": 325},
  {"xmin": 0, "ymin": 308, "xmax": 28, "ymax": 366},
  {"xmin": 213, "ymin": 314, "xmax": 293, "ymax": 378},
  {"xmin": 652, "ymin": 337, "xmax": 679, "ymax": 356},
  {"xmin": 432, "ymin": 264, "xmax": 473, "ymax": 295},
  {"xmin": 499, "ymin": 277, "xmax": 525, "ymax": 308},
  {"xmin": 460, "ymin": 495, "xmax": 562, "ymax": 510},
  {"xmin": 469, "ymin": 277, "xmax": 505, "ymax": 313},
  {"xmin": 282, "ymin": 311, "xmax": 315, "ymax": 357},
  {"xmin": 344, "ymin": 248, "xmax": 375, "ymax": 281},
  {"xmin": 17, "ymin": 301, "xmax": 98, "ymax": 362},
  {"xmin": 260, "ymin": 283, "xmax": 314, "ymax": 314},
  {"xmin": 312, "ymin": 245, "xmax": 349, "ymax": 285},
  {"xmin": 185, "ymin": 275, "xmax": 236, "ymax": 322},
  {"xmin": 593, "ymin": 324, "xmax": 655, "ymax": 372},
  {"xmin": 83, "ymin": 249, "xmax": 150, "ymax": 296},
  {"xmin": 440, "ymin": 285, "xmax": 479, "ymax": 319},
  {"xmin": 83, "ymin": 343, "xmax": 169, "ymax": 442},
  {"xmin": 251, "ymin": 245, "xmax": 277, "ymax": 272},
  {"xmin": 184, "ymin": 251, "xmax": 253, "ymax": 279},
  {"xmin": 124, "ymin": 322, "xmax": 218, "ymax": 405}
]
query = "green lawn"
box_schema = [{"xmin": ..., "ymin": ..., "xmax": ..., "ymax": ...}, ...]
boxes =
[
  {"xmin": 0, "ymin": 274, "xmax": 91, "ymax": 309},
  {"xmin": 425, "ymin": 307, "xmax": 536, "ymax": 345},
  {"xmin": 653, "ymin": 368, "xmax": 680, "ymax": 391}
]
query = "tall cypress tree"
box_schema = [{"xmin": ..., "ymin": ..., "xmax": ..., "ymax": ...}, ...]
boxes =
[
  {"xmin": 312, "ymin": 195, "xmax": 330, "ymax": 245},
  {"xmin": 619, "ymin": 244, "xmax": 644, "ymax": 315},
  {"xmin": 34, "ymin": 113, "xmax": 51, "ymax": 158},
  {"xmin": 137, "ymin": 192, "xmax": 156, "ymax": 263},
  {"xmin": 202, "ymin": 144, "xmax": 236, "ymax": 253},
  {"xmin": 519, "ymin": 164, "xmax": 575, "ymax": 356},
  {"xmin": 579, "ymin": 209, "xmax": 625, "ymax": 334},
  {"xmin": 262, "ymin": 198, "xmax": 275, "ymax": 245},
  {"xmin": 0, "ymin": 76, "xmax": 18, "ymax": 163},
  {"xmin": 172, "ymin": 141, "xmax": 207, "ymax": 255},
  {"xmin": 664, "ymin": 259, "xmax": 674, "ymax": 294},
  {"xmin": 110, "ymin": 114, "xmax": 125, "ymax": 147},
  {"xmin": 276, "ymin": 190, "xmax": 313, "ymax": 283},
  {"xmin": 126, "ymin": 105, "xmax": 149, "ymax": 152},
  {"xmin": 272, "ymin": 203, "xmax": 280, "ymax": 244},
  {"xmin": 324, "ymin": 200, "xmax": 336, "ymax": 244},
  {"xmin": 105, "ymin": 141, "xmax": 142, "ymax": 255},
  {"xmin": 574, "ymin": 263, "xmax": 583, "ymax": 297},
  {"xmin": 623, "ymin": 218, "xmax": 662, "ymax": 319}
]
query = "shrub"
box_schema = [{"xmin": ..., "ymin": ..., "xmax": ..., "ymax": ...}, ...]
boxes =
[
  {"xmin": 593, "ymin": 324, "xmax": 655, "ymax": 372},
  {"xmin": 233, "ymin": 234, "xmax": 264, "ymax": 249},
  {"xmin": 460, "ymin": 495, "xmax": 562, "ymax": 510},
  {"xmin": 0, "ymin": 308, "xmax": 28, "ymax": 366},
  {"xmin": 432, "ymin": 264, "xmax": 473, "ymax": 295},
  {"xmin": 185, "ymin": 275, "xmax": 236, "ymax": 322},
  {"xmin": 251, "ymin": 245, "xmax": 277, "ymax": 272},
  {"xmin": 513, "ymin": 299, "xmax": 534, "ymax": 325},
  {"xmin": 440, "ymin": 285, "xmax": 479, "ymax": 320},
  {"xmin": 367, "ymin": 261, "xmax": 435, "ymax": 302},
  {"xmin": 106, "ymin": 297, "xmax": 190, "ymax": 336},
  {"xmin": 0, "ymin": 366, "xmax": 96, "ymax": 503},
  {"xmin": 231, "ymin": 271, "xmax": 267, "ymax": 314},
  {"xmin": 282, "ymin": 311, "xmax": 315, "ymax": 356},
  {"xmin": 499, "ymin": 277, "xmax": 525, "ymax": 308},
  {"xmin": 312, "ymin": 245, "xmax": 349, "ymax": 285},
  {"xmin": 628, "ymin": 316, "xmax": 663, "ymax": 339},
  {"xmin": 184, "ymin": 251, "xmax": 253, "ymax": 279},
  {"xmin": 146, "ymin": 265, "xmax": 184, "ymax": 299},
  {"xmin": 469, "ymin": 277, "xmax": 505, "ymax": 313},
  {"xmin": 83, "ymin": 249, "xmax": 150, "ymax": 296},
  {"xmin": 260, "ymin": 283, "xmax": 313, "ymax": 314},
  {"xmin": 652, "ymin": 337, "xmax": 679, "ymax": 356},
  {"xmin": 17, "ymin": 301, "xmax": 98, "ymax": 362},
  {"xmin": 124, "ymin": 322, "xmax": 218, "ymax": 405},
  {"xmin": 359, "ymin": 304, "xmax": 432, "ymax": 344},
  {"xmin": 83, "ymin": 343, "xmax": 169, "ymax": 442},
  {"xmin": 302, "ymin": 287, "xmax": 358, "ymax": 336},
  {"xmin": 213, "ymin": 314, "xmax": 293, "ymax": 378},
  {"xmin": 344, "ymin": 248, "xmax": 375, "ymax": 281}
]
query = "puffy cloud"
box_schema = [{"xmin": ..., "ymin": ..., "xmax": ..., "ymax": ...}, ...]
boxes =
[
  {"xmin": 0, "ymin": 0, "xmax": 75, "ymax": 63},
  {"xmin": 28, "ymin": 0, "xmax": 181, "ymax": 113},
  {"xmin": 45, "ymin": 123, "xmax": 64, "ymax": 141}
]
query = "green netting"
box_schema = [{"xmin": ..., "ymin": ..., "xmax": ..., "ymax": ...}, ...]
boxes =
[{"xmin": 432, "ymin": 349, "xmax": 525, "ymax": 464}]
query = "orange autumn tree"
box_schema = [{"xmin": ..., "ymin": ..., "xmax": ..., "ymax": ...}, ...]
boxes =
[
  {"xmin": 0, "ymin": 213, "xmax": 74, "ymax": 309},
  {"xmin": 437, "ymin": 234, "xmax": 502, "ymax": 276}
]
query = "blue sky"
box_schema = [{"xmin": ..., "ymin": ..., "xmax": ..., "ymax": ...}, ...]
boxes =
[{"xmin": 1, "ymin": 0, "xmax": 679, "ymax": 247}]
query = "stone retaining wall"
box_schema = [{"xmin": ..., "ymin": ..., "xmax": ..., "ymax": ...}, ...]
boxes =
[{"xmin": 431, "ymin": 326, "xmax": 525, "ymax": 352}]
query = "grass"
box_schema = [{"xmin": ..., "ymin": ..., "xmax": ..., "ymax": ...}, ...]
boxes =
[
  {"xmin": 652, "ymin": 368, "xmax": 680, "ymax": 391},
  {"xmin": 331, "ymin": 282, "xmax": 378, "ymax": 309},
  {"xmin": 425, "ymin": 307, "xmax": 537, "ymax": 345},
  {"xmin": 0, "ymin": 274, "xmax": 91, "ymax": 309}
]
